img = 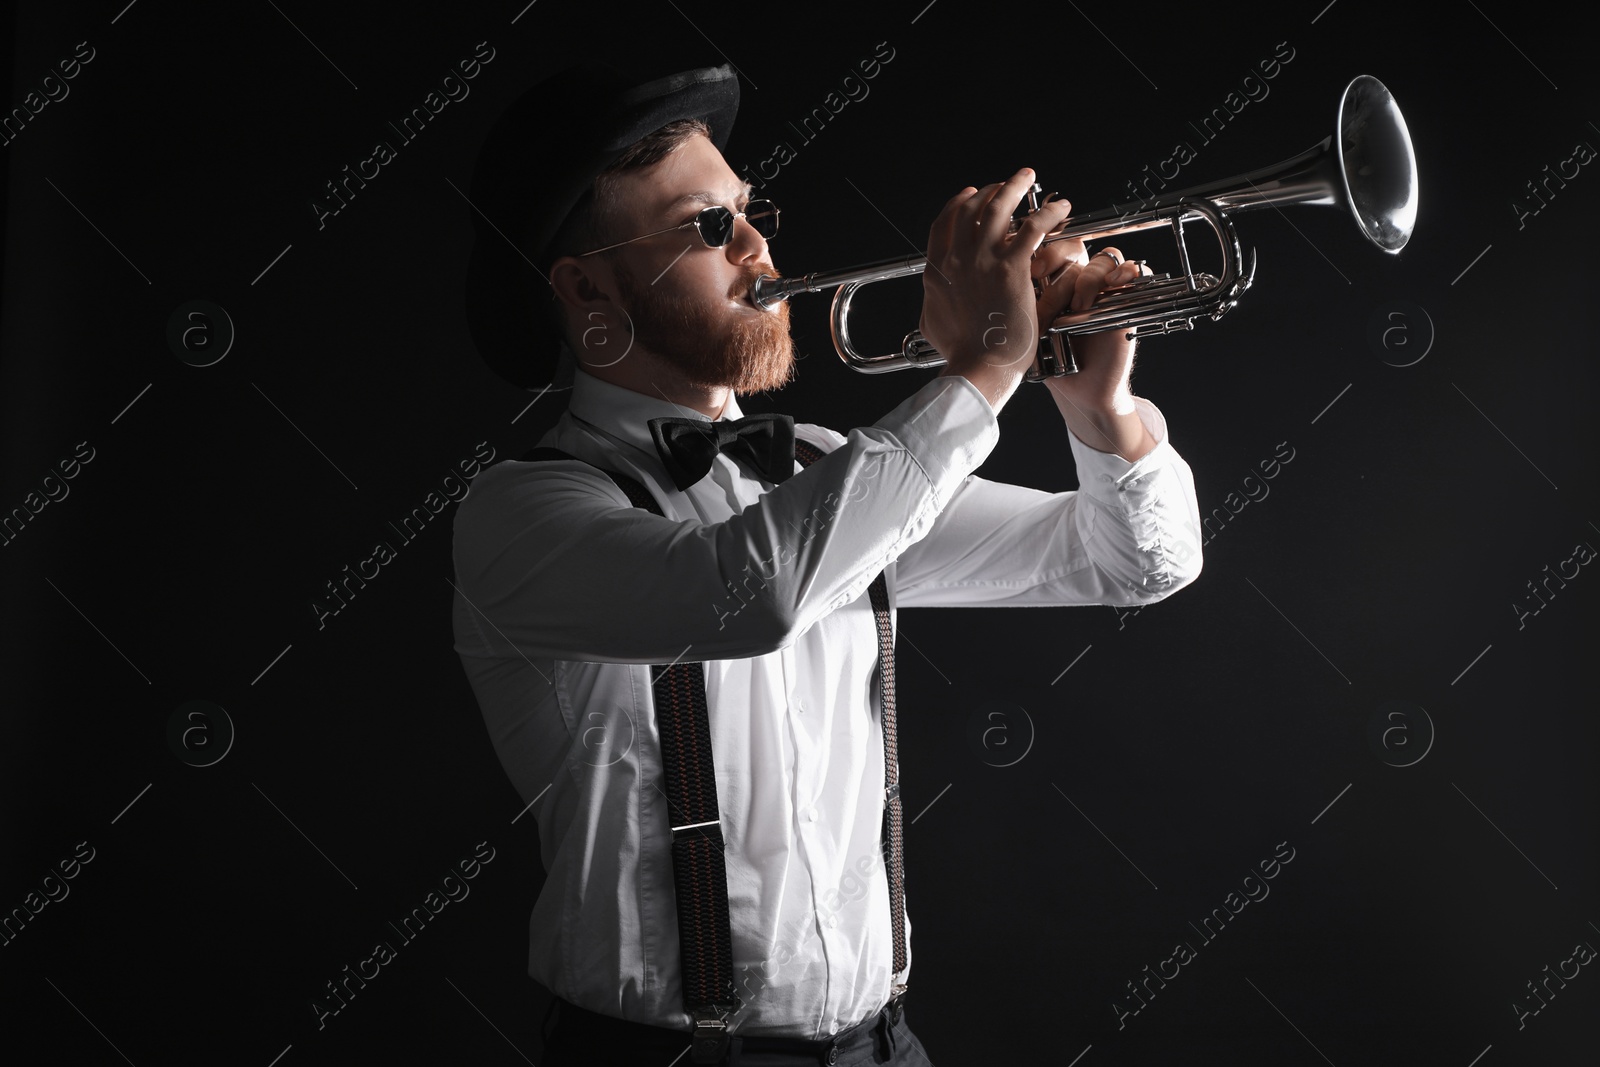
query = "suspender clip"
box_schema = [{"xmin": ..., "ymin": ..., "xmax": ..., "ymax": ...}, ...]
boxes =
[
  {"xmin": 689, "ymin": 1007, "xmax": 732, "ymax": 1064},
  {"xmin": 888, "ymin": 984, "xmax": 908, "ymax": 1025}
]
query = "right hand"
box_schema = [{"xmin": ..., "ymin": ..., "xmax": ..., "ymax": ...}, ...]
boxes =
[{"xmin": 920, "ymin": 168, "xmax": 1073, "ymax": 406}]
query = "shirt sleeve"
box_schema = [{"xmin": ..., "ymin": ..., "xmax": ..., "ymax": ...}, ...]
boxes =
[
  {"xmin": 451, "ymin": 373, "xmax": 1001, "ymax": 665},
  {"xmin": 891, "ymin": 396, "xmax": 1204, "ymax": 609}
]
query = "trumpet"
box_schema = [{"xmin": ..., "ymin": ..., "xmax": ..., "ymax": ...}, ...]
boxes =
[{"xmin": 751, "ymin": 74, "xmax": 1418, "ymax": 378}]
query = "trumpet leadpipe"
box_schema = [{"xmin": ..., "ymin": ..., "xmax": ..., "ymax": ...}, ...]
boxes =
[{"xmin": 752, "ymin": 253, "xmax": 927, "ymax": 310}]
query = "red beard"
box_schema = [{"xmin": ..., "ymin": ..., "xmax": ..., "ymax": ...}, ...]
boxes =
[{"xmin": 614, "ymin": 262, "xmax": 796, "ymax": 395}]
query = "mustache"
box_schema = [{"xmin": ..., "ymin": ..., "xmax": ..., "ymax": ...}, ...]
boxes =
[{"xmin": 729, "ymin": 264, "xmax": 781, "ymax": 302}]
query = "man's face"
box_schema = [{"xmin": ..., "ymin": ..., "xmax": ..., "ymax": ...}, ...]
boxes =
[{"xmin": 601, "ymin": 135, "xmax": 794, "ymax": 395}]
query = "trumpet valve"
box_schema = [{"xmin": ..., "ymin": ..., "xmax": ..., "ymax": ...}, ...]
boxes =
[
  {"xmin": 1011, "ymin": 182, "xmax": 1045, "ymax": 229},
  {"xmin": 1026, "ymin": 331, "xmax": 1077, "ymax": 382}
]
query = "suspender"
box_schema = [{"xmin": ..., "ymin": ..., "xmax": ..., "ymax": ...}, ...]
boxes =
[{"xmin": 520, "ymin": 442, "xmax": 907, "ymax": 1061}]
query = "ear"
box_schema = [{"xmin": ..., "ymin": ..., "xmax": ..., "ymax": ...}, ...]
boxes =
[
  {"xmin": 548, "ymin": 254, "xmax": 630, "ymax": 365},
  {"xmin": 548, "ymin": 255, "xmax": 619, "ymax": 323}
]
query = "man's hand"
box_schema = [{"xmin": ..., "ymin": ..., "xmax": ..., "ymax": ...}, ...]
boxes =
[
  {"xmin": 922, "ymin": 168, "xmax": 1072, "ymax": 413},
  {"xmin": 1035, "ymin": 241, "xmax": 1159, "ymax": 461},
  {"xmin": 1032, "ymin": 241, "xmax": 1148, "ymax": 402},
  {"xmin": 921, "ymin": 168, "xmax": 1154, "ymax": 448}
]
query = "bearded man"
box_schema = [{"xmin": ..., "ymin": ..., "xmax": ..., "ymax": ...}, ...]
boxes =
[{"xmin": 454, "ymin": 62, "xmax": 1202, "ymax": 1067}]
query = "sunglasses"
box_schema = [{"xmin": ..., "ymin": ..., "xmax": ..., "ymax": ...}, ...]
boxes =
[{"xmin": 575, "ymin": 200, "xmax": 780, "ymax": 257}]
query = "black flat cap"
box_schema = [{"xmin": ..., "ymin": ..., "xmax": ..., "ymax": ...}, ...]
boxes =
[{"xmin": 464, "ymin": 62, "xmax": 740, "ymax": 390}]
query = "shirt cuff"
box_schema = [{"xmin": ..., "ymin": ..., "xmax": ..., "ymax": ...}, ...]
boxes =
[
  {"xmin": 1066, "ymin": 397, "xmax": 1178, "ymax": 506},
  {"xmin": 874, "ymin": 373, "xmax": 1001, "ymax": 509}
]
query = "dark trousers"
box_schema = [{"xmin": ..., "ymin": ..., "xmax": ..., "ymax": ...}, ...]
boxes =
[{"xmin": 539, "ymin": 996, "xmax": 934, "ymax": 1067}]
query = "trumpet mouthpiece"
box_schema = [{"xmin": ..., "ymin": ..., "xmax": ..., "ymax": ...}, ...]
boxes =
[{"xmin": 751, "ymin": 274, "xmax": 796, "ymax": 311}]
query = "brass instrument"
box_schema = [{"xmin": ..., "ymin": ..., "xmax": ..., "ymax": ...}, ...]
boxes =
[{"xmin": 751, "ymin": 75, "xmax": 1417, "ymax": 378}]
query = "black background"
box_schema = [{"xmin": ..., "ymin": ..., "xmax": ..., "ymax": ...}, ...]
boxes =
[{"xmin": 2, "ymin": 2, "xmax": 1595, "ymax": 1064}]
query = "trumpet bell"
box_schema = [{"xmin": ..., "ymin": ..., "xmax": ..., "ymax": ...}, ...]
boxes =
[{"xmin": 1338, "ymin": 74, "xmax": 1418, "ymax": 253}]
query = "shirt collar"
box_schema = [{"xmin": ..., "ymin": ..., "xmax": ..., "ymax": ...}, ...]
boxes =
[{"xmin": 565, "ymin": 363, "xmax": 746, "ymax": 461}]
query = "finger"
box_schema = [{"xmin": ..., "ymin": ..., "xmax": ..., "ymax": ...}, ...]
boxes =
[
  {"xmin": 1107, "ymin": 259, "xmax": 1146, "ymax": 285},
  {"xmin": 1070, "ymin": 268, "xmax": 1109, "ymax": 312},
  {"xmin": 960, "ymin": 179, "xmax": 1007, "ymax": 224},
  {"xmin": 1027, "ymin": 192, "xmax": 1082, "ymax": 257},
  {"xmin": 1046, "ymin": 260, "xmax": 1147, "ymax": 324},
  {"xmin": 1036, "ymin": 260, "xmax": 1084, "ymax": 323},
  {"xmin": 1031, "ymin": 233, "xmax": 1087, "ymax": 280},
  {"xmin": 944, "ymin": 179, "xmax": 1010, "ymax": 258},
  {"xmin": 1088, "ymin": 246, "xmax": 1126, "ymax": 270},
  {"xmin": 1070, "ymin": 247, "xmax": 1126, "ymax": 311},
  {"xmin": 1017, "ymin": 194, "xmax": 1081, "ymax": 273},
  {"xmin": 1004, "ymin": 200, "xmax": 1072, "ymax": 271},
  {"xmin": 1031, "ymin": 242, "xmax": 1073, "ymax": 281},
  {"xmin": 978, "ymin": 168, "xmax": 1041, "ymax": 234},
  {"xmin": 1046, "ymin": 264, "xmax": 1156, "ymax": 328},
  {"xmin": 1026, "ymin": 196, "xmax": 1083, "ymax": 278},
  {"xmin": 1092, "ymin": 259, "xmax": 1143, "ymax": 289},
  {"xmin": 927, "ymin": 185, "xmax": 979, "ymax": 266}
]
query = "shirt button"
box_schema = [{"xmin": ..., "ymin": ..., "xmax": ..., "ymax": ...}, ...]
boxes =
[
  {"xmin": 826, "ymin": 1045, "xmax": 839, "ymax": 1065},
  {"xmin": 803, "ymin": 806, "xmax": 818, "ymax": 822}
]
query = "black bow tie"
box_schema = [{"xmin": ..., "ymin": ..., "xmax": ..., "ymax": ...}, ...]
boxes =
[{"xmin": 648, "ymin": 412, "xmax": 797, "ymax": 492}]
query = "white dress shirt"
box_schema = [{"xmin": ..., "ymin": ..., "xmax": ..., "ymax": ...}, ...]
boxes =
[{"xmin": 451, "ymin": 364, "xmax": 1202, "ymax": 1039}]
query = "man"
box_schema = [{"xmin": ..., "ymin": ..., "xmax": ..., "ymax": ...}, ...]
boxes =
[{"xmin": 453, "ymin": 62, "xmax": 1202, "ymax": 1066}]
